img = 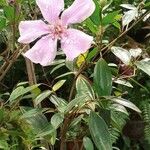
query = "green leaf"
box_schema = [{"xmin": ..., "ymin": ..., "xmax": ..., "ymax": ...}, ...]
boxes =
[
  {"xmin": 65, "ymin": 95, "xmax": 88, "ymax": 113},
  {"xmin": 20, "ymin": 108, "xmax": 43, "ymax": 119},
  {"xmin": 50, "ymin": 129, "xmax": 57, "ymax": 145},
  {"xmin": 0, "ymin": 140, "xmax": 9, "ymax": 150},
  {"xmin": 36, "ymin": 124, "xmax": 54, "ymax": 138},
  {"xmin": 135, "ymin": 59, "xmax": 150, "ymax": 76},
  {"xmin": 0, "ymin": 108, "xmax": 4, "ymax": 122},
  {"xmin": 83, "ymin": 137, "xmax": 94, "ymax": 150},
  {"xmin": 0, "ymin": 0, "xmax": 7, "ymax": 6},
  {"xmin": 76, "ymin": 75, "xmax": 95, "ymax": 99},
  {"xmin": 8, "ymin": 86, "xmax": 24, "ymax": 102},
  {"xmin": 52, "ymin": 80, "xmax": 66, "ymax": 91},
  {"xmin": 4, "ymin": 6, "xmax": 15, "ymax": 22},
  {"xmin": 70, "ymin": 114, "xmax": 84, "ymax": 127},
  {"xmin": 87, "ymin": 48, "xmax": 98, "ymax": 61},
  {"xmin": 145, "ymin": 2, "xmax": 150, "ymax": 8},
  {"xmin": 55, "ymin": 72, "xmax": 74, "ymax": 79},
  {"xmin": 109, "ymin": 97, "xmax": 141, "ymax": 113},
  {"xmin": 9, "ymin": 84, "xmax": 40, "ymax": 103},
  {"xmin": 94, "ymin": 59, "xmax": 112, "ymax": 96},
  {"xmin": 111, "ymin": 46, "xmax": 131, "ymax": 65},
  {"xmin": 49, "ymin": 95, "xmax": 68, "ymax": 113},
  {"xmin": 50, "ymin": 63, "xmax": 65, "ymax": 74},
  {"xmin": 90, "ymin": 0, "xmax": 102, "ymax": 25},
  {"xmin": 0, "ymin": 16, "xmax": 6, "ymax": 30},
  {"xmin": 84, "ymin": 18, "xmax": 97, "ymax": 33},
  {"xmin": 34, "ymin": 90, "xmax": 52, "ymax": 106},
  {"xmin": 113, "ymin": 79, "xmax": 133, "ymax": 88},
  {"xmin": 102, "ymin": 11, "xmax": 120, "ymax": 26},
  {"xmin": 89, "ymin": 112, "xmax": 112, "ymax": 150},
  {"xmin": 51, "ymin": 113, "xmax": 64, "ymax": 129}
]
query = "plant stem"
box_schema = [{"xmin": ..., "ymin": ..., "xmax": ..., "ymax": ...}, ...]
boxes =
[
  {"xmin": 68, "ymin": 62, "xmax": 87, "ymax": 101},
  {"xmin": 60, "ymin": 114, "xmax": 73, "ymax": 150},
  {"xmin": 100, "ymin": 10, "xmax": 150, "ymax": 56}
]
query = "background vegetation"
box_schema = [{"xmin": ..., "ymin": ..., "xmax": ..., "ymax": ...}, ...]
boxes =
[{"xmin": 0, "ymin": 0, "xmax": 150, "ymax": 149}]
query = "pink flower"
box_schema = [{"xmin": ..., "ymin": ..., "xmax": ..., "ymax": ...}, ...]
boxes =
[{"xmin": 18, "ymin": 0, "xmax": 95, "ymax": 66}]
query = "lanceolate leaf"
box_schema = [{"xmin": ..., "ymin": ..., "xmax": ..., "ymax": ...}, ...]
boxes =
[
  {"xmin": 89, "ymin": 112, "xmax": 112, "ymax": 150},
  {"xmin": 111, "ymin": 46, "xmax": 131, "ymax": 65},
  {"xmin": 90, "ymin": 0, "xmax": 102, "ymax": 25},
  {"xmin": 34, "ymin": 90, "xmax": 52, "ymax": 106},
  {"xmin": 76, "ymin": 75, "xmax": 95, "ymax": 99},
  {"xmin": 9, "ymin": 84, "xmax": 40, "ymax": 103},
  {"xmin": 83, "ymin": 137, "xmax": 94, "ymax": 150},
  {"xmin": 52, "ymin": 80, "xmax": 66, "ymax": 91},
  {"xmin": 65, "ymin": 95, "xmax": 88, "ymax": 113},
  {"xmin": 110, "ymin": 97, "xmax": 141, "ymax": 113},
  {"xmin": 51, "ymin": 113, "xmax": 64, "ymax": 129},
  {"xmin": 135, "ymin": 59, "xmax": 150, "ymax": 77},
  {"xmin": 94, "ymin": 59, "xmax": 112, "ymax": 96}
]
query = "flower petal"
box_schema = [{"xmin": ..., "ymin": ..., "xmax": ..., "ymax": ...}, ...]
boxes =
[
  {"xmin": 61, "ymin": 29, "xmax": 93, "ymax": 60},
  {"xmin": 18, "ymin": 20, "xmax": 50, "ymax": 44},
  {"xmin": 36, "ymin": 0, "xmax": 64, "ymax": 24},
  {"xmin": 61, "ymin": 0, "xmax": 95, "ymax": 26},
  {"xmin": 24, "ymin": 36, "xmax": 57, "ymax": 66}
]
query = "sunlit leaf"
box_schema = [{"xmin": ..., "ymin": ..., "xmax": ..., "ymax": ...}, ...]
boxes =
[
  {"xmin": 111, "ymin": 46, "xmax": 131, "ymax": 65},
  {"xmin": 109, "ymin": 97, "xmax": 141, "ymax": 113},
  {"xmin": 135, "ymin": 59, "xmax": 150, "ymax": 76},
  {"xmin": 122, "ymin": 9, "xmax": 138, "ymax": 27},
  {"xmin": 52, "ymin": 80, "xmax": 66, "ymax": 91},
  {"xmin": 113, "ymin": 78, "xmax": 133, "ymax": 88}
]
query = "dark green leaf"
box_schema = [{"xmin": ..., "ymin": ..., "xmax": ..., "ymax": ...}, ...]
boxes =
[
  {"xmin": 94, "ymin": 59, "xmax": 112, "ymax": 96},
  {"xmin": 4, "ymin": 6, "xmax": 15, "ymax": 22},
  {"xmin": 87, "ymin": 48, "xmax": 98, "ymax": 61},
  {"xmin": 0, "ymin": 17, "xmax": 6, "ymax": 30},
  {"xmin": 90, "ymin": 0, "xmax": 102, "ymax": 25},
  {"xmin": 89, "ymin": 112, "xmax": 112, "ymax": 150}
]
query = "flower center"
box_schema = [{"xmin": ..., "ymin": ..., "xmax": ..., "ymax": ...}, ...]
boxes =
[
  {"xmin": 54, "ymin": 25, "xmax": 63, "ymax": 36},
  {"xmin": 49, "ymin": 22, "xmax": 67, "ymax": 40}
]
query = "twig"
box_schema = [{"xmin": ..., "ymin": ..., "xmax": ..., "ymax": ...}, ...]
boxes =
[
  {"xmin": 101, "ymin": 10, "xmax": 150, "ymax": 56},
  {"xmin": 0, "ymin": 45, "xmax": 27, "ymax": 81}
]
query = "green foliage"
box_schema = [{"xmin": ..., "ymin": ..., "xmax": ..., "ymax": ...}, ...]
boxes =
[
  {"xmin": 0, "ymin": 0, "xmax": 150, "ymax": 149},
  {"xmin": 94, "ymin": 58, "xmax": 112, "ymax": 96},
  {"xmin": 89, "ymin": 111, "xmax": 112, "ymax": 150},
  {"xmin": 142, "ymin": 102, "xmax": 150, "ymax": 143}
]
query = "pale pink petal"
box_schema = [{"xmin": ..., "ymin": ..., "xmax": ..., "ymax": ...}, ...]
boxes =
[
  {"xmin": 18, "ymin": 20, "xmax": 50, "ymax": 44},
  {"xmin": 24, "ymin": 36, "xmax": 57, "ymax": 66},
  {"xmin": 36, "ymin": 0, "xmax": 64, "ymax": 24},
  {"xmin": 61, "ymin": 29, "xmax": 93, "ymax": 60},
  {"xmin": 61, "ymin": 0, "xmax": 95, "ymax": 26}
]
